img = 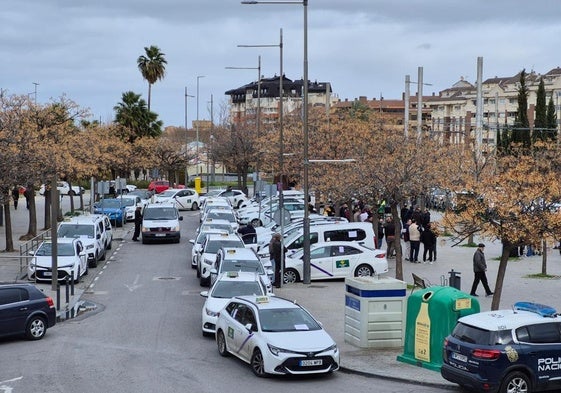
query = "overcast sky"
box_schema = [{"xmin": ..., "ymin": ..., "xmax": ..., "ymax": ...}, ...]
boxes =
[{"xmin": 2, "ymin": 0, "xmax": 561, "ymax": 128}]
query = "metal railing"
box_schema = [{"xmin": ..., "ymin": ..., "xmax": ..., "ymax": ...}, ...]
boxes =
[{"xmin": 18, "ymin": 229, "xmax": 50, "ymax": 279}]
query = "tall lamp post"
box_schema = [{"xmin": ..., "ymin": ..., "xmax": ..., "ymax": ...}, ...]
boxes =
[
  {"xmin": 32, "ymin": 82, "xmax": 39, "ymax": 104},
  {"xmin": 242, "ymin": 0, "xmax": 309, "ymax": 284},
  {"xmin": 184, "ymin": 87, "xmax": 194, "ymax": 185},
  {"xmin": 238, "ymin": 28, "xmax": 285, "ymax": 286},
  {"xmin": 226, "ymin": 55, "xmax": 262, "ymax": 198},
  {"xmin": 196, "ymin": 75, "xmax": 205, "ymax": 175}
]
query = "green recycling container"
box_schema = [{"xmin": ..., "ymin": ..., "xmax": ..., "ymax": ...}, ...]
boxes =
[{"xmin": 397, "ymin": 286, "xmax": 479, "ymax": 371}]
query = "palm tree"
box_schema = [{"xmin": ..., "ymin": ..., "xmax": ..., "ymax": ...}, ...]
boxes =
[{"xmin": 137, "ymin": 45, "xmax": 167, "ymax": 110}]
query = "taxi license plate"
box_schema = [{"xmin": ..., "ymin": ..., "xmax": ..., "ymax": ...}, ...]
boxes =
[
  {"xmin": 451, "ymin": 352, "xmax": 467, "ymax": 362},
  {"xmin": 43, "ymin": 272, "xmax": 52, "ymax": 277},
  {"xmin": 155, "ymin": 234, "xmax": 166, "ymax": 237},
  {"xmin": 300, "ymin": 359, "xmax": 322, "ymax": 367}
]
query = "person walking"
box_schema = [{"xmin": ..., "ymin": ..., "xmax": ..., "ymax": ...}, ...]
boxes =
[
  {"xmin": 12, "ymin": 186, "xmax": 19, "ymax": 210},
  {"xmin": 470, "ymin": 243, "xmax": 494, "ymax": 297},
  {"xmin": 132, "ymin": 205, "xmax": 143, "ymax": 242}
]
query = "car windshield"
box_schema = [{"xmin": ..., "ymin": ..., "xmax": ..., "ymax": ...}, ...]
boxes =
[
  {"xmin": 221, "ymin": 260, "xmax": 264, "ymax": 274},
  {"xmin": 200, "ymin": 224, "xmax": 233, "ymax": 234},
  {"xmin": 210, "ymin": 281, "xmax": 264, "ymax": 299},
  {"xmin": 143, "ymin": 207, "xmax": 178, "ymax": 220},
  {"xmin": 158, "ymin": 190, "xmax": 177, "ymax": 198},
  {"xmin": 58, "ymin": 224, "xmax": 94, "ymax": 238},
  {"xmin": 120, "ymin": 198, "xmax": 136, "ymax": 207},
  {"xmin": 259, "ymin": 308, "xmax": 321, "ymax": 332},
  {"xmin": 206, "ymin": 211, "xmax": 236, "ymax": 223},
  {"xmin": 99, "ymin": 199, "xmax": 122, "ymax": 209},
  {"xmin": 36, "ymin": 243, "xmax": 75, "ymax": 257},
  {"xmin": 206, "ymin": 239, "xmax": 243, "ymax": 254}
]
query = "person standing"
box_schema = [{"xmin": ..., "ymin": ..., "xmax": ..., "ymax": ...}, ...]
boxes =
[
  {"xmin": 12, "ymin": 186, "xmax": 19, "ymax": 210},
  {"xmin": 384, "ymin": 216, "xmax": 396, "ymax": 258},
  {"xmin": 420, "ymin": 222, "xmax": 437, "ymax": 263},
  {"xmin": 132, "ymin": 205, "xmax": 143, "ymax": 241},
  {"xmin": 377, "ymin": 218, "xmax": 385, "ymax": 249},
  {"xmin": 470, "ymin": 243, "xmax": 494, "ymax": 297},
  {"xmin": 269, "ymin": 233, "xmax": 285, "ymax": 288},
  {"xmin": 408, "ymin": 219, "xmax": 421, "ymax": 263}
]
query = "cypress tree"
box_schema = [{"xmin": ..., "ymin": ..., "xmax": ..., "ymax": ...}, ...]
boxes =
[
  {"xmin": 534, "ymin": 78, "xmax": 547, "ymax": 142},
  {"xmin": 514, "ymin": 69, "xmax": 530, "ymax": 148},
  {"xmin": 546, "ymin": 95, "xmax": 558, "ymax": 140}
]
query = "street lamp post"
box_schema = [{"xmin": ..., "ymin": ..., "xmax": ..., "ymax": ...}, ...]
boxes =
[
  {"xmin": 196, "ymin": 75, "xmax": 205, "ymax": 176},
  {"xmin": 32, "ymin": 82, "xmax": 39, "ymax": 104},
  {"xmin": 241, "ymin": 0, "xmax": 310, "ymax": 284},
  {"xmin": 238, "ymin": 28, "xmax": 285, "ymax": 286},
  {"xmin": 185, "ymin": 87, "xmax": 194, "ymax": 185},
  {"xmin": 226, "ymin": 56, "xmax": 262, "ymax": 198}
]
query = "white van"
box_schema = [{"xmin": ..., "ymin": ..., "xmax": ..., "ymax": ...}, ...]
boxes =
[
  {"xmin": 257, "ymin": 221, "xmax": 377, "ymax": 259},
  {"xmin": 57, "ymin": 214, "xmax": 113, "ymax": 268}
]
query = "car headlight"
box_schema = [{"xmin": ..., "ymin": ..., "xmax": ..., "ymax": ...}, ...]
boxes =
[
  {"xmin": 205, "ymin": 307, "xmax": 219, "ymax": 317},
  {"xmin": 325, "ymin": 343, "xmax": 338, "ymax": 353},
  {"xmin": 267, "ymin": 344, "xmax": 299, "ymax": 356},
  {"xmin": 173, "ymin": 225, "xmax": 180, "ymax": 231},
  {"xmin": 58, "ymin": 263, "xmax": 74, "ymax": 268}
]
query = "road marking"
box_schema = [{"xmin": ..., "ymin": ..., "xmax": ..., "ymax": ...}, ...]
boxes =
[
  {"xmin": 0, "ymin": 376, "xmax": 22, "ymax": 393},
  {"xmin": 125, "ymin": 274, "xmax": 142, "ymax": 292}
]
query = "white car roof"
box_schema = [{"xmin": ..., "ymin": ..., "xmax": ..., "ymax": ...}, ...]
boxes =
[
  {"xmin": 459, "ymin": 307, "xmax": 561, "ymax": 331},
  {"xmin": 214, "ymin": 271, "xmax": 262, "ymax": 284},
  {"xmin": 234, "ymin": 295, "xmax": 301, "ymax": 311},
  {"xmin": 219, "ymin": 247, "xmax": 259, "ymax": 261}
]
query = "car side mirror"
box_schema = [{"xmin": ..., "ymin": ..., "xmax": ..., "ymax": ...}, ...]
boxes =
[
  {"xmin": 200, "ymin": 291, "xmax": 208, "ymax": 298},
  {"xmin": 96, "ymin": 234, "xmax": 101, "ymax": 239},
  {"xmin": 179, "ymin": 216, "xmax": 183, "ymax": 221},
  {"xmin": 189, "ymin": 239, "xmax": 195, "ymax": 245}
]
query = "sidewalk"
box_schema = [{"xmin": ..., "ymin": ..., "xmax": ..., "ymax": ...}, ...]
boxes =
[{"xmin": 2, "ymin": 201, "xmax": 561, "ymax": 386}]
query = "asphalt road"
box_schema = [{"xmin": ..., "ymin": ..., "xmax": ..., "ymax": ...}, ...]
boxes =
[{"xmin": 0, "ymin": 209, "xmax": 452, "ymax": 392}]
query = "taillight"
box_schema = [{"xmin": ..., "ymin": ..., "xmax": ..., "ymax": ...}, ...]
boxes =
[
  {"xmin": 443, "ymin": 338, "xmax": 449, "ymax": 347},
  {"xmin": 46, "ymin": 296, "xmax": 55, "ymax": 308},
  {"xmin": 375, "ymin": 253, "xmax": 386, "ymax": 258},
  {"xmin": 472, "ymin": 348, "xmax": 501, "ymax": 360}
]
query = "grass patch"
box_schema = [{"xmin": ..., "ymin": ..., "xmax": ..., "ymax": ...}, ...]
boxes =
[
  {"xmin": 525, "ymin": 273, "xmax": 561, "ymax": 279},
  {"xmin": 460, "ymin": 242, "xmax": 478, "ymax": 248}
]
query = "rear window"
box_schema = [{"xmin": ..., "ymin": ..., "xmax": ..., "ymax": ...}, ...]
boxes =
[
  {"xmin": 323, "ymin": 229, "xmax": 366, "ymax": 242},
  {"xmin": 452, "ymin": 322, "xmax": 513, "ymax": 345}
]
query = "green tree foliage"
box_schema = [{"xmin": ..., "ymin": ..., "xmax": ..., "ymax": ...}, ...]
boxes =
[
  {"xmin": 113, "ymin": 91, "xmax": 162, "ymax": 142},
  {"xmin": 137, "ymin": 45, "xmax": 167, "ymax": 111},
  {"xmin": 513, "ymin": 69, "xmax": 531, "ymax": 148},
  {"xmin": 534, "ymin": 78, "xmax": 547, "ymax": 142},
  {"xmin": 546, "ymin": 95, "xmax": 558, "ymax": 139}
]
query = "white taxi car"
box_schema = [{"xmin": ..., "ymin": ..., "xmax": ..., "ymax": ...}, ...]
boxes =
[
  {"xmin": 197, "ymin": 233, "xmax": 245, "ymax": 286},
  {"xmin": 215, "ymin": 295, "xmax": 339, "ymax": 377},
  {"xmin": 283, "ymin": 241, "xmax": 388, "ymax": 284},
  {"xmin": 154, "ymin": 188, "xmax": 200, "ymax": 211},
  {"xmin": 210, "ymin": 247, "xmax": 273, "ymax": 292},
  {"xmin": 28, "ymin": 238, "xmax": 88, "ymax": 283},
  {"xmin": 200, "ymin": 271, "xmax": 267, "ymax": 336}
]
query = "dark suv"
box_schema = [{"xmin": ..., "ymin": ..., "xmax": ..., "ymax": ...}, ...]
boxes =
[
  {"xmin": 442, "ymin": 301, "xmax": 561, "ymax": 393},
  {"xmin": 0, "ymin": 283, "xmax": 56, "ymax": 340}
]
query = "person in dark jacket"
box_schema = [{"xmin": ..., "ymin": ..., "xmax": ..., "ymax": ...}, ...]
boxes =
[
  {"xmin": 12, "ymin": 186, "xmax": 19, "ymax": 210},
  {"xmin": 470, "ymin": 243, "xmax": 493, "ymax": 297},
  {"xmin": 384, "ymin": 217, "xmax": 396, "ymax": 258},
  {"xmin": 269, "ymin": 233, "xmax": 286, "ymax": 288},
  {"xmin": 420, "ymin": 223, "xmax": 437, "ymax": 263},
  {"xmin": 132, "ymin": 205, "xmax": 143, "ymax": 241}
]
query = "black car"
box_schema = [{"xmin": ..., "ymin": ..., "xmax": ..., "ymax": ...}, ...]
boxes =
[{"xmin": 0, "ymin": 283, "xmax": 56, "ymax": 340}]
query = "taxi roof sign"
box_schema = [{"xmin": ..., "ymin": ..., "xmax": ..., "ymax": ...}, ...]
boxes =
[
  {"xmin": 227, "ymin": 249, "xmax": 237, "ymax": 254},
  {"xmin": 226, "ymin": 271, "xmax": 239, "ymax": 278},
  {"xmin": 255, "ymin": 296, "xmax": 269, "ymax": 304}
]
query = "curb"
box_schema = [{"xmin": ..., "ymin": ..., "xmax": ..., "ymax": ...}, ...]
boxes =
[{"xmin": 339, "ymin": 366, "xmax": 453, "ymax": 389}]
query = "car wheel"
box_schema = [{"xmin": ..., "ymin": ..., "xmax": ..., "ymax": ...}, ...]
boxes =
[
  {"xmin": 107, "ymin": 240, "xmax": 112, "ymax": 250},
  {"xmin": 75, "ymin": 267, "xmax": 81, "ymax": 283},
  {"xmin": 191, "ymin": 258, "xmax": 197, "ymax": 269},
  {"xmin": 142, "ymin": 237, "xmax": 147, "ymax": 244},
  {"xmin": 89, "ymin": 255, "xmax": 98, "ymax": 268},
  {"xmin": 196, "ymin": 264, "xmax": 201, "ymax": 278},
  {"xmin": 283, "ymin": 268, "xmax": 299, "ymax": 284},
  {"xmin": 500, "ymin": 371, "xmax": 530, "ymax": 393},
  {"xmin": 191, "ymin": 202, "xmax": 199, "ymax": 211},
  {"xmin": 26, "ymin": 316, "xmax": 47, "ymax": 340},
  {"xmin": 237, "ymin": 200, "xmax": 243, "ymax": 209},
  {"xmin": 68, "ymin": 190, "xmax": 75, "ymax": 196},
  {"xmin": 355, "ymin": 264, "xmax": 373, "ymax": 277},
  {"xmin": 251, "ymin": 349, "xmax": 267, "ymax": 377},
  {"xmin": 100, "ymin": 249, "xmax": 106, "ymax": 261},
  {"xmin": 217, "ymin": 330, "xmax": 229, "ymax": 357}
]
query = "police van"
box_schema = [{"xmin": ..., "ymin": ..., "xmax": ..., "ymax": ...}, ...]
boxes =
[{"xmin": 442, "ymin": 301, "xmax": 561, "ymax": 393}]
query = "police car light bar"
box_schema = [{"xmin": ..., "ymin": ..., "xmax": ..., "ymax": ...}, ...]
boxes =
[{"xmin": 513, "ymin": 301, "xmax": 557, "ymax": 318}]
